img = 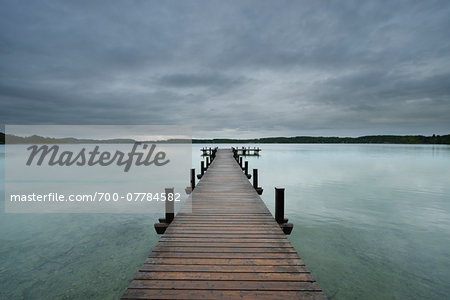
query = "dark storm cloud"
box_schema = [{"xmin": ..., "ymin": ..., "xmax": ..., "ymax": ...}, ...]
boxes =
[{"xmin": 1, "ymin": 0, "xmax": 449, "ymax": 138}]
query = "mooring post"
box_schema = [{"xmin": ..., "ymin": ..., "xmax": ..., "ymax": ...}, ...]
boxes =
[
  {"xmin": 206, "ymin": 157, "xmax": 210, "ymax": 168},
  {"xmin": 155, "ymin": 187, "xmax": 175, "ymax": 234},
  {"xmin": 191, "ymin": 168, "xmax": 195, "ymax": 190},
  {"xmin": 165, "ymin": 187, "xmax": 174, "ymax": 223},
  {"xmin": 212, "ymin": 147, "xmax": 217, "ymax": 160},
  {"xmin": 239, "ymin": 157, "xmax": 243, "ymax": 169},
  {"xmin": 197, "ymin": 161, "xmax": 205, "ymax": 179},
  {"xmin": 244, "ymin": 161, "xmax": 248, "ymax": 175},
  {"xmin": 275, "ymin": 188, "xmax": 285, "ymax": 224},
  {"xmin": 253, "ymin": 169, "xmax": 263, "ymax": 195},
  {"xmin": 274, "ymin": 187, "xmax": 293, "ymax": 234}
]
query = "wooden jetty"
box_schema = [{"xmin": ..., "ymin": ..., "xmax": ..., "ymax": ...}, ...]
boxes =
[
  {"xmin": 201, "ymin": 147, "xmax": 218, "ymax": 156},
  {"xmin": 233, "ymin": 146, "xmax": 261, "ymax": 156},
  {"xmin": 121, "ymin": 149, "xmax": 326, "ymax": 300},
  {"xmin": 201, "ymin": 147, "xmax": 261, "ymax": 156}
]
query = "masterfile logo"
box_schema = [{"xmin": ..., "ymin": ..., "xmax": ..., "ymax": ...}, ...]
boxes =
[
  {"xmin": 25, "ymin": 143, "xmax": 170, "ymax": 172},
  {"xmin": 5, "ymin": 125, "xmax": 192, "ymax": 213}
]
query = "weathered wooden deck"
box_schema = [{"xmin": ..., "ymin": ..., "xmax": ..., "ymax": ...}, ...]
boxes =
[{"xmin": 121, "ymin": 149, "xmax": 326, "ymax": 300}]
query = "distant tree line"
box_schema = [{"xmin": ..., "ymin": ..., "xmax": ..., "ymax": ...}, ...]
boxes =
[
  {"xmin": 1, "ymin": 132, "xmax": 449, "ymax": 145},
  {"xmin": 192, "ymin": 134, "xmax": 450, "ymax": 144}
]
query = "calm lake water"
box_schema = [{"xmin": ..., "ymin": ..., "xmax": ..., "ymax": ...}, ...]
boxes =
[{"xmin": 1, "ymin": 144, "xmax": 450, "ymax": 299}]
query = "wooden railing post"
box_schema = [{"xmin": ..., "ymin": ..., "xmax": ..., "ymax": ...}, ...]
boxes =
[
  {"xmin": 165, "ymin": 187, "xmax": 174, "ymax": 223},
  {"xmin": 275, "ymin": 188, "xmax": 285, "ymax": 224},
  {"xmin": 274, "ymin": 187, "xmax": 293, "ymax": 234},
  {"xmin": 190, "ymin": 168, "xmax": 195, "ymax": 190},
  {"xmin": 155, "ymin": 187, "xmax": 175, "ymax": 234},
  {"xmin": 197, "ymin": 161, "xmax": 205, "ymax": 179},
  {"xmin": 253, "ymin": 169, "xmax": 263, "ymax": 195}
]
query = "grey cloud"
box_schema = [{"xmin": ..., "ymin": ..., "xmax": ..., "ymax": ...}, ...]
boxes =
[
  {"xmin": 1, "ymin": 0, "xmax": 449, "ymax": 138},
  {"xmin": 157, "ymin": 73, "xmax": 245, "ymax": 89}
]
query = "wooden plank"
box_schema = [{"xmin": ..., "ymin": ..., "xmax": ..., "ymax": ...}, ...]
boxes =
[
  {"xmin": 128, "ymin": 280, "xmax": 322, "ymax": 291},
  {"xmin": 155, "ymin": 242, "xmax": 293, "ymax": 248},
  {"xmin": 139, "ymin": 265, "xmax": 309, "ymax": 273},
  {"xmin": 159, "ymin": 238, "xmax": 291, "ymax": 243},
  {"xmin": 122, "ymin": 289, "xmax": 327, "ymax": 300},
  {"xmin": 152, "ymin": 246, "xmax": 298, "ymax": 253},
  {"xmin": 158, "ymin": 234, "xmax": 286, "ymax": 238},
  {"xmin": 121, "ymin": 149, "xmax": 326, "ymax": 299},
  {"xmin": 164, "ymin": 228, "xmax": 284, "ymax": 233},
  {"xmin": 144, "ymin": 258, "xmax": 306, "ymax": 266},
  {"xmin": 134, "ymin": 271, "xmax": 315, "ymax": 281},
  {"xmin": 148, "ymin": 252, "xmax": 300, "ymax": 259}
]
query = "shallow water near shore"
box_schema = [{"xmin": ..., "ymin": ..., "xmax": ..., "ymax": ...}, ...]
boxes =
[{"xmin": 1, "ymin": 144, "xmax": 450, "ymax": 299}]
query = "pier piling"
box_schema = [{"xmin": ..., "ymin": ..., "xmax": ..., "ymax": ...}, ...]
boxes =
[
  {"xmin": 244, "ymin": 161, "xmax": 251, "ymax": 179},
  {"xmin": 253, "ymin": 168, "xmax": 263, "ymax": 195},
  {"xmin": 165, "ymin": 187, "xmax": 175, "ymax": 224},
  {"xmin": 275, "ymin": 187, "xmax": 285, "ymax": 224},
  {"xmin": 190, "ymin": 168, "xmax": 195, "ymax": 190}
]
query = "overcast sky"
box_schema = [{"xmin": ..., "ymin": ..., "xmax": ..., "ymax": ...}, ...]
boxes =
[{"xmin": 1, "ymin": 0, "xmax": 449, "ymax": 138}]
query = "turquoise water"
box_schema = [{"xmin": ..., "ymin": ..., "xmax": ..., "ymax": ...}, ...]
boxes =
[
  {"xmin": 2, "ymin": 144, "xmax": 450, "ymax": 299},
  {"xmin": 0, "ymin": 145, "xmax": 161, "ymax": 299}
]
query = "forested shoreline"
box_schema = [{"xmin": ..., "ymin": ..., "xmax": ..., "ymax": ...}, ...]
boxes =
[{"xmin": 1, "ymin": 132, "xmax": 449, "ymax": 145}]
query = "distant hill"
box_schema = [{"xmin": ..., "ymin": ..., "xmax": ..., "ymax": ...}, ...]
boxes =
[
  {"xmin": 192, "ymin": 135, "xmax": 450, "ymax": 145},
  {"xmin": 0, "ymin": 132, "xmax": 449, "ymax": 145},
  {"xmin": 1, "ymin": 133, "xmax": 187, "ymax": 144},
  {"xmin": 2, "ymin": 134, "xmax": 138, "ymax": 144}
]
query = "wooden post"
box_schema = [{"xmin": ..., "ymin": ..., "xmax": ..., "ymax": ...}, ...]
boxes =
[
  {"xmin": 275, "ymin": 187, "xmax": 285, "ymax": 224},
  {"xmin": 197, "ymin": 161, "xmax": 205, "ymax": 179},
  {"xmin": 213, "ymin": 147, "xmax": 217, "ymax": 159},
  {"xmin": 155, "ymin": 187, "xmax": 175, "ymax": 233},
  {"xmin": 239, "ymin": 157, "xmax": 243, "ymax": 169},
  {"xmin": 206, "ymin": 157, "xmax": 210, "ymax": 168},
  {"xmin": 253, "ymin": 169, "xmax": 263, "ymax": 195},
  {"xmin": 190, "ymin": 168, "xmax": 195, "ymax": 190},
  {"xmin": 244, "ymin": 161, "xmax": 248, "ymax": 175},
  {"xmin": 274, "ymin": 187, "xmax": 293, "ymax": 234},
  {"xmin": 165, "ymin": 187, "xmax": 174, "ymax": 223}
]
